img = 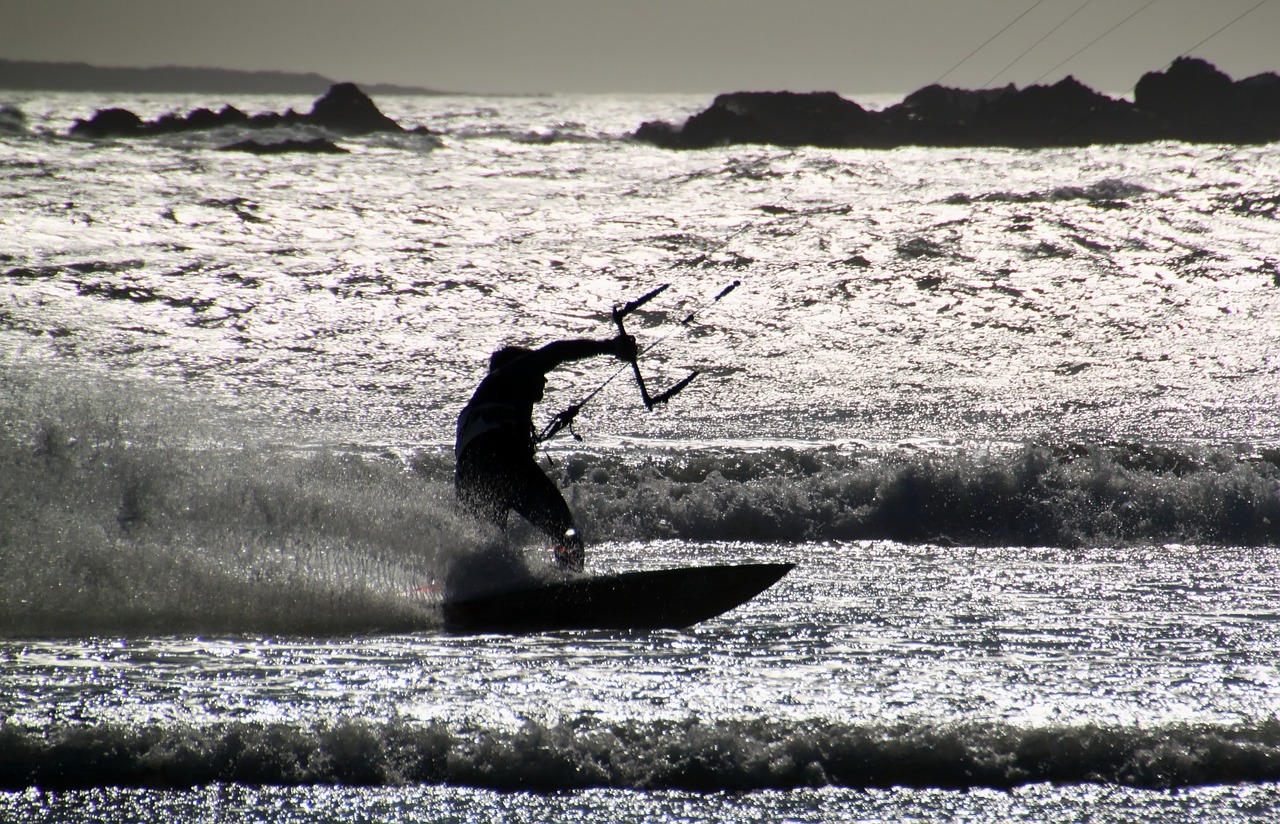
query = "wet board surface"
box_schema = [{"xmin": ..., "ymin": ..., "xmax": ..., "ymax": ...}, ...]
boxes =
[{"xmin": 441, "ymin": 562, "xmax": 795, "ymax": 634}]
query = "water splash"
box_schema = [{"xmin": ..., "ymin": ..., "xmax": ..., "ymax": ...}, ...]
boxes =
[{"xmin": 0, "ymin": 360, "xmax": 470, "ymax": 636}]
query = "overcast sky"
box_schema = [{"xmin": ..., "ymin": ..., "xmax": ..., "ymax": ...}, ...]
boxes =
[{"xmin": 2, "ymin": 0, "xmax": 1277, "ymax": 96}]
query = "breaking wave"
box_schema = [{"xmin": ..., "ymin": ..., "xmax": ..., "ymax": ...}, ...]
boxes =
[
  {"xmin": 564, "ymin": 441, "xmax": 1280, "ymax": 548},
  {"xmin": 944, "ymin": 177, "xmax": 1153, "ymax": 206},
  {"xmin": 3, "ymin": 716, "xmax": 1279, "ymax": 792},
  {"xmin": 447, "ymin": 124, "xmax": 608, "ymax": 145}
]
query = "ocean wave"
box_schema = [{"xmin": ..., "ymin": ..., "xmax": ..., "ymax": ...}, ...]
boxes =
[
  {"xmin": 3, "ymin": 716, "xmax": 1278, "ymax": 791},
  {"xmin": 4, "ymin": 360, "xmax": 1280, "ymax": 634},
  {"xmin": 447, "ymin": 125, "xmax": 607, "ymax": 145},
  {"xmin": 944, "ymin": 177, "xmax": 1153, "ymax": 206},
  {"xmin": 562, "ymin": 442, "xmax": 1280, "ymax": 548},
  {"xmin": 135, "ymin": 123, "xmax": 444, "ymax": 154}
]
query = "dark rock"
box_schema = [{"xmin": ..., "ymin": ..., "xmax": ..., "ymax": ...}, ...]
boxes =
[
  {"xmin": 1134, "ymin": 57, "xmax": 1280, "ymax": 142},
  {"xmin": 901, "ymin": 83, "xmax": 1013, "ymax": 121},
  {"xmin": 307, "ymin": 81, "xmax": 402, "ymax": 134},
  {"xmin": 973, "ymin": 76, "xmax": 1158, "ymax": 146},
  {"xmin": 1239, "ymin": 72, "xmax": 1280, "ymax": 111},
  {"xmin": 69, "ymin": 107, "xmax": 145, "ymax": 138},
  {"xmin": 1135, "ymin": 57, "xmax": 1236, "ymax": 118},
  {"xmin": 149, "ymin": 111, "xmax": 186, "ymax": 133},
  {"xmin": 249, "ymin": 110, "xmax": 295, "ymax": 128},
  {"xmin": 633, "ymin": 118, "xmax": 684, "ymax": 149},
  {"xmin": 184, "ymin": 106, "xmax": 236, "ymax": 130},
  {"xmin": 876, "ymin": 84, "xmax": 1014, "ymax": 145},
  {"xmin": 218, "ymin": 137, "xmax": 349, "ymax": 155},
  {"xmin": 677, "ymin": 91, "xmax": 872, "ymax": 148}
]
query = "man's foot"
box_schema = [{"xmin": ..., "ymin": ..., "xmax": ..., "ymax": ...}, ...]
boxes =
[{"xmin": 552, "ymin": 529, "xmax": 585, "ymax": 573}]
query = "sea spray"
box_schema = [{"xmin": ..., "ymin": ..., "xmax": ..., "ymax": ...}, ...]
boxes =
[{"xmin": 0, "ymin": 362, "xmax": 471, "ymax": 636}]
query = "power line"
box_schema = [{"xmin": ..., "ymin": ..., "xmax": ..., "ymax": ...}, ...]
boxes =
[
  {"xmin": 1032, "ymin": 0, "xmax": 1159, "ymax": 85},
  {"xmin": 1048, "ymin": 0, "xmax": 1272, "ymax": 142},
  {"xmin": 980, "ymin": 0, "xmax": 1097, "ymax": 89},
  {"xmin": 1105, "ymin": 0, "xmax": 1272, "ymax": 101},
  {"xmin": 933, "ymin": 0, "xmax": 1052, "ymax": 87},
  {"xmin": 1176, "ymin": 0, "xmax": 1270, "ymax": 59}
]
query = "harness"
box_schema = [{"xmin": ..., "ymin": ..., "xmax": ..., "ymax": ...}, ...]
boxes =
[{"xmin": 455, "ymin": 401, "xmax": 533, "ymax": 458}]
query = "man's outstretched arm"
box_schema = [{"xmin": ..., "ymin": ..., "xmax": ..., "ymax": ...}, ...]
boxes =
[{"xmin": 524, "ymin": 334, "xmax": 636, "ymax": 375}]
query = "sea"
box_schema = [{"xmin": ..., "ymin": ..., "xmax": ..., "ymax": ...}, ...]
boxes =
[{"xmin": 1, "ymin": 89, "xmax": 1279, "ymax": 822}]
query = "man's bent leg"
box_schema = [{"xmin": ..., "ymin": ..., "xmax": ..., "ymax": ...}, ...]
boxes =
[
  {"xmin": 454, "ymin": 448, "xmax": 513, "ymax": 529},
  {"xmin": 510, "ymin": 461, "xmax": 584, "ymax": 571}
]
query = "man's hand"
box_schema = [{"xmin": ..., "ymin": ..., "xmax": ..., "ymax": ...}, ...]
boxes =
[{"xmin": 612, "ymin": 333, "xmax": 638, "ymax": 362}]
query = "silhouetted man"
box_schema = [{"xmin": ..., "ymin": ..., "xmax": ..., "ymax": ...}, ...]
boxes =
[{"xmin": 455, "ymin": 333, "xmax": 637, "ymax": 571}]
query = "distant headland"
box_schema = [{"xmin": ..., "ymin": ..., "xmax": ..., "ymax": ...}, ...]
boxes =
[{"xmin": 0, "ymin": 59, "xmax": 442, "ymax": 96}]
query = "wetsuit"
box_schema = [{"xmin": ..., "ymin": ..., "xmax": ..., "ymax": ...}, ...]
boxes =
[{"xmin": 454, "ymin": 336, "xmax": 634, "ymax": 571}]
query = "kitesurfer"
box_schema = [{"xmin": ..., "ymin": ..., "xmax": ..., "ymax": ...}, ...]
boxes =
[{"xmin": 455, "ymin": 333, "xmax": 638, "ymax": 572}]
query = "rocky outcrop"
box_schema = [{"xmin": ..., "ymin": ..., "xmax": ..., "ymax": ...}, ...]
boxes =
[
  {"xmin": 869, "ymin": 77, "xmax": 1161, "ymax": 147},
  {"xmin": 69, "ymin": 82, "xmax": 418, "ymax": 139},
  {"xmin": 635, "ymin": 58, "xmax": 1280, "ymax": 149},
  {"xmin": 305, "ymin": 82, "xmax": 401, "ymax": 134},
  {"xmin": 71, "ymin": 106, "xmax": 149, "ymax": 137},
  {"xmin": 1133, "ymin": 57, "xmax": 1280, "ymax": 143},
  {"xmin": 638, "ymin": 91, "xmax": 873, "ymax": 149}
]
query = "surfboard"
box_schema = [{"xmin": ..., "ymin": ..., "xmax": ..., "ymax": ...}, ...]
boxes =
[{"xmin": 441, "ymin": 562, "xmax": 795, "ymax": 634}]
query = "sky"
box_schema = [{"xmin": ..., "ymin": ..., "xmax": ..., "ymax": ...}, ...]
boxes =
[{"xmin": 2, "ymin": 0, "xmax": 1278, "ymax": 97}]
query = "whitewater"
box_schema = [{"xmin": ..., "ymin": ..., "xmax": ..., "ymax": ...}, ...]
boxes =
[{"xmin": 2, "ymin": 90, "xmax": 1279, "ymax": 822}]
